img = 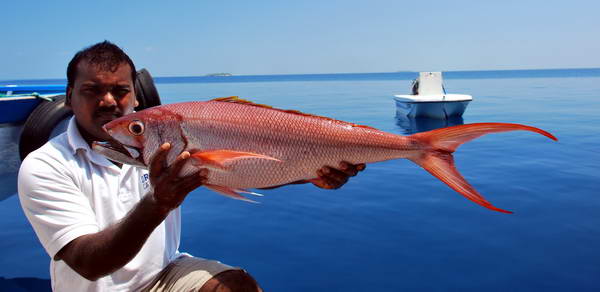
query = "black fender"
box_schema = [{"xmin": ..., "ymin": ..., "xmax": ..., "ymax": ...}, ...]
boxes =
[
  {"xmin": 19, "ymin": 95, "xmax": 72, "ymax": 160},
  {"xmin": 19, "ymin": 68, "xmax": 162, "ymax": 160},
  {"xmin": 134, "ymin": 68, "xmax": 161, "ymax": 111}
]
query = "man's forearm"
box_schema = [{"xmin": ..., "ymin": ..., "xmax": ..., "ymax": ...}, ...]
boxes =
[
  {"xmin": 56, "ymin": 144, "xmax": 206, "ymax": 281},
  {"xmin": 55, "ymin": 193, "xmax": 169, "ymax": 281}
]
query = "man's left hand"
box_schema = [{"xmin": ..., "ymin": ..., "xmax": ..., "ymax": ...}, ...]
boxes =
[
  {"xmin": 310, "ymin": 161, "xmax": 366, "ymax": 189},
  {"xmin": 258, "ymin": 161, "xmax": 366, "ymax": 190}
]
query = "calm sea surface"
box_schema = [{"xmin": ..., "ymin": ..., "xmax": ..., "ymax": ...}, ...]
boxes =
[{"xmin": 1, "ymin": 69, "xmax": 599, "ymax": 291}]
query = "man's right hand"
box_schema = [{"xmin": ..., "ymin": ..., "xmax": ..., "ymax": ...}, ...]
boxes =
[{"xmin": 149, "ymin": 143, "xmax": 208, "ymax": 214}]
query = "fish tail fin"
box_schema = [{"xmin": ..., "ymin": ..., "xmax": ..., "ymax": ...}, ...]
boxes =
[{"xmin": 408, "ymin": 123, "xmax": 557, "ymax": 214}]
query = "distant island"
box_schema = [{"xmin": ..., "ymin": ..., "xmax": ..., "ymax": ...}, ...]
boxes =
[{"xmin": 205, "ymin": 73, "xmax": 233, "ymax": 77}]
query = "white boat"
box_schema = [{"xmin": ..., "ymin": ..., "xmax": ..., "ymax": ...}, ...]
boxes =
[{"xmin": 393, "ymin": 72, "xmax": 472, "ymax": 119}]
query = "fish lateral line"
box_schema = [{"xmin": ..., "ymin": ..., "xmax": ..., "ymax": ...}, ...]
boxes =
[{"xmin": 211, "ymin": 96, "xmax": 379, "ymax": 131}]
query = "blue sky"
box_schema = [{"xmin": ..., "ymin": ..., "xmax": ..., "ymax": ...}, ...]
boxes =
[{"xmin": 1, "ymin": 0, "xmax": 599, "ymax": 79}]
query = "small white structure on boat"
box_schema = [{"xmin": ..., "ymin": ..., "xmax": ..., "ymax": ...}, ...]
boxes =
[{"xmin": 394, "ymin": 72, "xmax": 472, "ymax": 119}]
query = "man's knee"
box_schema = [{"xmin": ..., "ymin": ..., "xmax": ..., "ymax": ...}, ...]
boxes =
[{"xmin": 199, "ymin": 269, "xmax": 262, "ymax": 292}]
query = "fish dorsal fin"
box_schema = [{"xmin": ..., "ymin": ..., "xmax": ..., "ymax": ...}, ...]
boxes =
[
  {"xmin": 212, "ymin": 96, "xmax": 274, "ymax": 109},
  {"xmin": 210, "ymin": 96, "xmax": 378, "ymax": 130}
]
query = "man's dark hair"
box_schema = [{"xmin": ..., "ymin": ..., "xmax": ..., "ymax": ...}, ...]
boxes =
[{"xmin": 66, "ymin": 41, "xmax": 136, "ymax": 88}]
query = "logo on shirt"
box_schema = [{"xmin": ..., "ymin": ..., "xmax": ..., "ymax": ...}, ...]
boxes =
[{"xmin": 140, "ymin": 173, "xmax": 150, "ymax": 190}]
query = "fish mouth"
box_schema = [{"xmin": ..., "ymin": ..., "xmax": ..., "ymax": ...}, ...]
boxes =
[{"xmin": 92, "ymin": 140, "xmax": 146, "ymax": 168}]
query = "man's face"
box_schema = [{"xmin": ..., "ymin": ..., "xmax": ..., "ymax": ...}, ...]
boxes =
[{"xmin": 66, "ymin": 61, "xmax": 138, "ymax": 144}]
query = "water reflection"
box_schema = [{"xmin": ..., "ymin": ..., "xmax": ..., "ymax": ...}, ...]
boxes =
[
  {"xmin": 395, "ymin": 114, "xmax": 464, "ymax": 134},
  {"xmin": 0, "ymin": 118, "xmax": 70, "ymax": 201},
  {"xmin": 0, "ymin": 124, "xmax": 22, "ymax": 201}
]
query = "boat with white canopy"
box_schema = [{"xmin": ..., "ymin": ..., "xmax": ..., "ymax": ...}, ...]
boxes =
[{"xmin": 393, "ymin": 72, "xmax": 472, "ymax": 119}]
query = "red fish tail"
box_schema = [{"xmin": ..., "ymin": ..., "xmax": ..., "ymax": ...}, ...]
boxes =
[{"xmin": 408, "ymin": 123, "xmax": 557, "ymax": 214}]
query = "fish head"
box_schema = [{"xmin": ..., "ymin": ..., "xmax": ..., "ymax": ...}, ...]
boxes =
[{"xmin": 92, "ymin": 108, "xmax": 176, "ymax": 167}]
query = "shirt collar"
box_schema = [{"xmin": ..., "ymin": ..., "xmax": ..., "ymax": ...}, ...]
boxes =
[{"xmin": 66, "ymin": 117, "xmax": 117, "ymax": 169}]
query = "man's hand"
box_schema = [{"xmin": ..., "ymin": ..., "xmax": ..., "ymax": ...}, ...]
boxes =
[
  {"xmin": 149, "ymin": 143, "xmax": 208, "ymax": 213},
  {"xmin": 259, "ymin": 161, "xmax": 366, "ymax": 190},
  {"xmin": 54, "ymin": 142, "xmax": 209, "ymax": 281},
  {"xmin": 310, "ymin": 161, "xmax": 366, "ymax": 189}
]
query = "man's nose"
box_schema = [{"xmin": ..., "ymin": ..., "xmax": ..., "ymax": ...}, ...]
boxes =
[{"xmin": 100, "ymin": 91, "xmax": 117, "ymax": 107}]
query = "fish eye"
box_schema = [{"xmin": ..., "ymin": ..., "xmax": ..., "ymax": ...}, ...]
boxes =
[{"xmin": 128, "ymin": 120, "xmax": 145, "ymax": 136}]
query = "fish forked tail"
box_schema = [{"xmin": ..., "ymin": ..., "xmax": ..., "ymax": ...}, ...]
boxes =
[{"xmin": 408, "ymin": 123, "xmax": 557, "ymax": 214}]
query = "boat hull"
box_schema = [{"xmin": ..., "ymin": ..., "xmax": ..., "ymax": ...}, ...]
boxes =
[
  {"xmin": 0, "ymin": 84, "xmax": 65, "ymax": 95},
  {"xmin": 1, "ymin": 84, "xmax": 66, "ymax": 124},
  {"xmin": 0, "ymin": 97, "xmax": 42, "ymax": 124},
  {"xmin": 394, "ymin": 99, "xmax": 471, "ymax": 119}
]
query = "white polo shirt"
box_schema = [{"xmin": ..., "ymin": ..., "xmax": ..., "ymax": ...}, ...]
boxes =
[{"xmin": 18, "ymin": 117, "xmax": 183, "ymax": 292}]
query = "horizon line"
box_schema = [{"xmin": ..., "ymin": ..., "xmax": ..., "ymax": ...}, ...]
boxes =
[{"xmin": 1, "ymin": 67, "xmax": 599, "ymax": 83}]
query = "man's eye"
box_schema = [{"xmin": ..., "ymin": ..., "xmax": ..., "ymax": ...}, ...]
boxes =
[
  {"xmin": 114, "ymin": 88, "xmax": 130, "ymax": 97},
  {"xmin": 83, "ymin": 88, "xmax": 101, "ymax": 95}
]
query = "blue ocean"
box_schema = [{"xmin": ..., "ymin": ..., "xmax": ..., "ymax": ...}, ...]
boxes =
[{"xmin": 1, "ymin": 69, "xmax": 599, "ymax": 291}]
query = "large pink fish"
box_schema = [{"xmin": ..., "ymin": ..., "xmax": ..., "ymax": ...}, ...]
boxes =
[{"xmin": 93, "ymin": 97, "xmax": 557, "ymax": 213}]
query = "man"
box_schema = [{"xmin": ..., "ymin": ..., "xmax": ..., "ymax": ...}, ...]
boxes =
[{"xmin": 18, "ymin": 41, "xmax": 364, "ymax": 291}]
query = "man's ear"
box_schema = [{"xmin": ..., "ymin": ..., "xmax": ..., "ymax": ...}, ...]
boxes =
[
  {"xmin": 65, "ymin": 87, "xmax": 72, "ymax": 107},
  {"xmin": 134, "ymin": 98, "xmax": 139, "ymax": 107}
]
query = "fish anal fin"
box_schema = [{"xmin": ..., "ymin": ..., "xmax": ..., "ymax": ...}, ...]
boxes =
[
  {"xmin": 205, "ymin": 184, "xmax": 260, "ymax": 203},
  {"xmin": 191, "ymin": 149, "xmax": 281, "ymax": 169}
]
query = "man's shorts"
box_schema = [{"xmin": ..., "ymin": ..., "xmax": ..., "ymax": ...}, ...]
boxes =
[{"xmin": 141, "ymin": 256, "xmax": 238, "ymax": 291}]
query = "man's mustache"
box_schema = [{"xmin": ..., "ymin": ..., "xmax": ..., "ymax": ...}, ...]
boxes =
[{"xmin": 94, "ymin": 106, "xmax": 123, "ymax": 117}]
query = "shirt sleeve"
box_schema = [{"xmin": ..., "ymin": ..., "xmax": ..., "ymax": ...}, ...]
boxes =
[{"xmin": 18, "ymin": 152, "xmax": 100, "ymax": 258}]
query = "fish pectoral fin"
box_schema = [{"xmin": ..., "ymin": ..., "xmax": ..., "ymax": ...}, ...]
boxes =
[
  {"xmin": 204, "ymin": 184, "xmax": 262, "ymax": 203},
  {"xmin": 191, "ymin": 150, "xmax": 281, "ymax": 170}
]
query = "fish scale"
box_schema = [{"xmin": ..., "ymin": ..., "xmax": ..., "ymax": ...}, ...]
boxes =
[
  {"xmin": 95, "ymin": 97, "xmax": 557, "ymax": 213},
  {"xmin": 168, "ymin": 100, "xmax": 410, "ymax": 188}
]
